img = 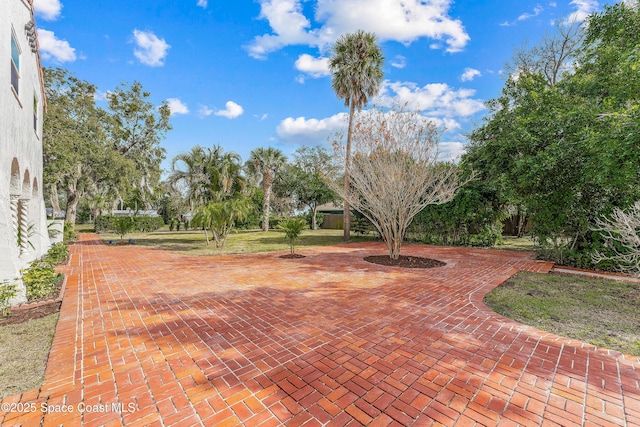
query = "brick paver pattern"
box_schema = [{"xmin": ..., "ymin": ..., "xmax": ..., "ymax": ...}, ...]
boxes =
[{"xmin": 1, "ymin": 233, "xmax": 639, "ymax": 426}]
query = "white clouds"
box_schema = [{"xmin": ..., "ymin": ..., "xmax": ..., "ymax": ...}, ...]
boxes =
[
  {"xmin": 460, "ymin": 68, "xmax": 481, "ymax": 82},
  {"xmin": 276, "ymin": 113, "xmax": 348, "ymax": 145},
  {"xmin": 33, "ymin": 0, "xmax": 62, "ymax": 21},
  {"xmin": 196, "ymin": 0, "xmax": 208, "ymax": 8},
  {"xmin": 132, "ymin": 30, "xmax": 170, "ymax": 67},
  {"xmin": 278, "ymin": 78, "xmax": 484, "ymax": 145},
  {"xmin": 567, "ymin": 0, "xmax": 599, "ymax": 22},
  {"xmin": 166, "ymin": 98, "xmax": 189, "ymax": 116},
  {"xmin": 246, "ymin": 0, "xmax": 470, "ymax": 58},
  {"xmin": 37, "ymin": 29, "xmax": 76, "ymax": 63},
  {"xmin": 518, "ymin": 4, "xmax": 544, "ymax": 21},
  {"xmin": 375, "ymin": 80, "xmax": 485, "ymax": 118},
  {"xmin": 390, "ymin": 55, "xmax": 406, "ymax": 69},
  {"xmin": 501, "ymin": 4, "xmax": 544, "ymax": 26},
  {"xmin": 199, "ymin": 102, "xmax": 244, "ymax": 118},
  {"xmin": 215, "ymin": 101, "xmax": 244, "ymax": 119},
  {"xmin": 246, "ymin": 0, "xmax": 316, "ymax": 59},
  {"xmin": 294, "ymin": 54, "xmax": 330, "ymax": 77},
  {"xmin": 198, "ymin": 105, "xmax": 215, "ymax": 117},
  {"xmin": 438, "ymin": 141, "xmax": 466, "ymax": 162}
]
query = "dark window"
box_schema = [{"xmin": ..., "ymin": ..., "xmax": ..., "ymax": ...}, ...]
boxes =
[
  {"xmin": 11, "ymin": 33, "xmax": 20, "ymax": 95},
  {"xmin": 33, "ymin": 96, "xmax": 38, "ymax": 131}
]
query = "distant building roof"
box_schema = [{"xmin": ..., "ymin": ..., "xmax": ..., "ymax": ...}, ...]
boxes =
[{"xmin": 317, "ymin": 202, "xmax": 343, "ymax": 213}]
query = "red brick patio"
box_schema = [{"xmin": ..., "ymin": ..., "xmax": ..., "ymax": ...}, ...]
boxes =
[{"xmin": 1, "ymin": 233, "xmax": 638, "ymax": 426}]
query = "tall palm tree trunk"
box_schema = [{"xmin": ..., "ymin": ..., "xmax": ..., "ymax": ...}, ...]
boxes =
[
  {"xmin": 343, "ymin": 100, "xmax": 355, "ymax": 242},
  {"xmin": 262, "ymin": 172, "xmax": 273, "ymax": 232}
]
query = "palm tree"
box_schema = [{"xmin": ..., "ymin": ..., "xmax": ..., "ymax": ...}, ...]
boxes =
[
  {"xmin": 209, "ymin": 145, "xmax": 247, "ymax": 201},
  {"xmin": 191, "ymin": 198, "xmax": 252, "ymax": 247},
  {"xmin": 168, "ymin": 145, "xmax": 246, "ymax": 209},
  {"xmin": 246, "ymin": 147, "xmax": 287, "ymax": 231},
  {"xmin": 168, "ymin": 145, "xmax": 210, "ymax": 210},
  {"xmin": 329, "ymin": 30, "xmax": 384, "ymax": 241}
]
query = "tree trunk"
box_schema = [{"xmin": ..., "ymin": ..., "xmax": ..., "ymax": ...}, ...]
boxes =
[
  {"xmin": 311, "ymin": 205, "xmax": 318, "ymax": 230},
  {"xmin": 50, "ymin": 184, "xmax": 61, "ymax": 214},
  {"xmin": 262, "ymin": 172, "xmax": 273, "ymax": 232},
  {"xmin": 65, "ymin": 190, "xmax": 80, "ymax": 225},
  {"xmin": 343, "ymin": 100, "xmax": 355, "ymax": 242}
]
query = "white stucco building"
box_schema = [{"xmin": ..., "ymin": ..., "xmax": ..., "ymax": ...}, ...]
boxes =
[{"xmin": 1, "ymin": 0, "xmax": 49, "ymax": 303}]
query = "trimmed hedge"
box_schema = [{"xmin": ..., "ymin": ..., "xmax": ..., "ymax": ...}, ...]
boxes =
[{"xmin": 95, "ymin": 215, "xmax": 164, "ymax": 233}]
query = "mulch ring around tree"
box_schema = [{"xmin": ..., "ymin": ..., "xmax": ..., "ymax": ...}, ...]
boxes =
[
  {"xmin": 364, "ymin": 255, "xmax": 447, "ymax": 269},
  {"xmin": 279, "ymin": 254, "xmax": 306, "ymax": 259},
  {"xmin": 0, "ymin": 276, "xmax": 64, "ymax": 326}
]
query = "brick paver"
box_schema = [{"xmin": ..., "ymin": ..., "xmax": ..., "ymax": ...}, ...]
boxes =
[{"xmin": 1, "ymin": 233, "xmax": 638, "ymax": 426}]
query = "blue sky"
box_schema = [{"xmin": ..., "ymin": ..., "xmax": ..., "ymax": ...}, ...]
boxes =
[{"xmin": 33, "ymin": 0, "xmax": 617, "ymax": 173}]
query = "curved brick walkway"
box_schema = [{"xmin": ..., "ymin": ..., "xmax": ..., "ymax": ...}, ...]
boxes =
[{"xmin": 1, "ymin": 233, "xmax": 639, "ymax": 426}]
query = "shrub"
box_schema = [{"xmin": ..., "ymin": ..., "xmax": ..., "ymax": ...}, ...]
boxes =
[
  {"xmin": 22, "ymin": 261, "xmax": 60, "ymax": 301},
  {"xmin": 269, "ymin": 217, "xmax": 285, "ymax": 229},
  {"xmin": 0, "ymin": 281, "xmax": 18, "ymax": 317},
  {"xmin": 410, "ymin": 182, "xmax": 507, "ymax": 248},
  {"xmin": 95, "ymin": 215, "xmax": 164, "ymax": 233},
  {"xmin": 45, "ymin": 243, "xmax": 69, "ymax": 265},
  {"xmin": 303, "ymin": 211, "xmax": 324, "ymax": 229},
  {"xmin": 113, "ymin": 217, "xmax": 134, "ymax": 241},
  {"xmin": 64, "ymin": 222, "xmax": 78, "ymax": 242}
]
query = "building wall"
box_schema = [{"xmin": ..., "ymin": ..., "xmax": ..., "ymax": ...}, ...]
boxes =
[{"xmin": 0, "ymin": 0, "xmax": 49, "ymax": 303}]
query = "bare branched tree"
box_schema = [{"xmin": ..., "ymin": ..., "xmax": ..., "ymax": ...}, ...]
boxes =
[
  {"xmin": 592, "ymin": 201, "xmax": 640, "ymax": 277},
  {"xmin": 331, "ymin": 106, "xmax": 467, "ymax": 259},
  {"xmin": 505, "ymin": 19, "xmax": 584, "ymax": 87}
]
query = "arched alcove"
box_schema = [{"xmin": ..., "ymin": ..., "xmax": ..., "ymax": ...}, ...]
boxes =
[
  {"xmin": 10, "ymin": 158, "xmax": 21, "ymax": 196},
  {"xmin": 22, "ymin": 169, "xmax": 31, "ymax": 200},
  {"xmin": 32, "ymin": 177, "xmax": 39, "ymax": 198}
]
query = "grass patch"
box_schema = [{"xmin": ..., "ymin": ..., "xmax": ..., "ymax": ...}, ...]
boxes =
[
  {"xmin": 0, "ymin": 313, "xmax": 59, "ymax": 398},
  {"xmin": 496, "ymin": 236, "xmax": 536, "ymax": 251},
  {"xmin": 484, "ymin": 272, "xmax": 640, "ymax": 356},
  {"xmin": 74, "ymin": 223, "xmax": 96, "ymax": 233},
  {"xmin": 97, "ymin": 228, "xmax": 377, "ymax": 256}
]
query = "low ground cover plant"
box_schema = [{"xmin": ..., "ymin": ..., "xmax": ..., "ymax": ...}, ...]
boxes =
[{"xmin": 22, "ymin": 261, "xmax": 60, "ymax": 301}]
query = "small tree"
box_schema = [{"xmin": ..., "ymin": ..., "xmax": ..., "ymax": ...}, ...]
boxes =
[
  {"xmin": 331, "ymin": 106, "xmax": 466, "ymax": 259},
  {"xmin": 592, "ymin": 201, "xmax": 640, "ymax": 277},
  {"xmin": 113, "ymin": 216, "xmax": 134, "ymax": 241},
  {"xmin": 278, "ymin": 218, "xmax": 307, "ymax": 255}
]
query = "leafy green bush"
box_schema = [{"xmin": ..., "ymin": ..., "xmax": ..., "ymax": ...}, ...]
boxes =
[
  {"xmin": 269, "ymin": 217, "xmax": 285, "ymax": 230},
  {"xmin": 113, "ymin": 217, "xmax": 134, "ymax": 241},
  {"xmin": 64, "ymin": 222, "xmax": 78, "ymax": 242},
  {"xmin": 0, "ymin": 281, "xmax": 18, "ymax": 317},
  {"xmin": 352, "ymin": 211, "xmax": 373, "ymax": 235},
  {"xmin": 410, "ymin": 182, "xmax": 507, "ymax": 247},
  {"xmin": 303, "ymin": 211, "xmax": 324, "ymax": 229},
  {"xmin": 94, "ymin": 215, "xmax": 164, "ymax": 233},
  {"xmin": 22, "ymin": 261, "xmax": 60, "ymax": 301},
  {"xmin": 45, "ymin": 243, "xmax": 69, "ymax": 265}
]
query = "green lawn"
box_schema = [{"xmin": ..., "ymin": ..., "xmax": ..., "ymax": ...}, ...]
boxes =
[
  {"xmin": 485, "ymin": 271, "xmax": 640, "ymax": 356},
  {"xmin": 96, "ymin": 227, "xmax": 377, "ymax": 256}
]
